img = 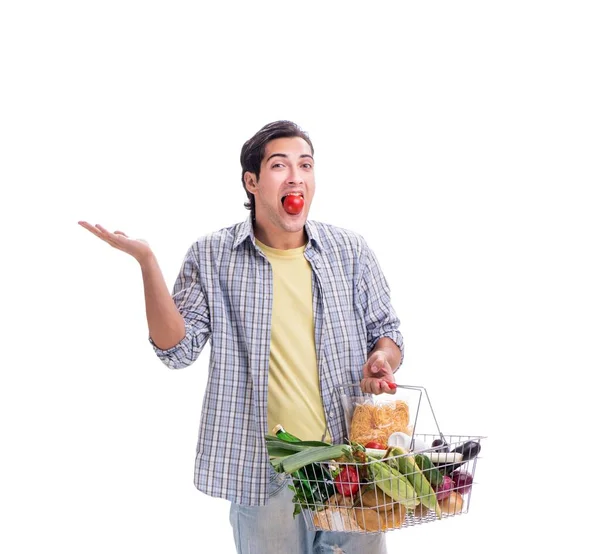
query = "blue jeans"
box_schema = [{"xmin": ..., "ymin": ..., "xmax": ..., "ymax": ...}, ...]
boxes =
[{"xmin": 229, "ymin": 469, "xmax": 387, "ymax": 554}]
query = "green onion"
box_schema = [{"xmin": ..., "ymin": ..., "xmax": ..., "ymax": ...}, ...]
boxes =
[
  {"xmin": 265, "ymin": 435, "xmax": 332, "ymax": 447},
  {"xmin": 279, "ymin": 445, "xmax": 351, "ymax": 474}
]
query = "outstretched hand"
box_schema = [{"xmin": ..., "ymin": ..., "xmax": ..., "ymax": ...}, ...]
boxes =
[
  {"xmin": 78, "ymin": 221, "xmax": 153, "ymax": 264},
  {"xmin": 361, "ymin": 350, "xmax": 397, "ymax": 395}
]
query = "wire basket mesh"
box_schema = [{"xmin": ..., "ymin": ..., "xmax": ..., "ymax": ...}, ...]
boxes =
[
  {"xmin": 292, "ymin": 433, "xmax": 482, "ymax": 533},
  {"xmin": 284, "ymin": 385, "xmax": 485, "ymax": 534}
]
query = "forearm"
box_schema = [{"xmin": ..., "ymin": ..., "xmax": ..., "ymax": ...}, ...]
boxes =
[
  {"xmin": 369, "ymin": 337, "xmax": 402, "ymax": 372},
  {"xmin": 139, "ymin": 253, "xmax": 186, "ymax": 350}
]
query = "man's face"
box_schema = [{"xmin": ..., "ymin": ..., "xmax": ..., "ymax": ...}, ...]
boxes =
[{"xmin": 245, "ymin": 136, "xmax": 315, "ymax": 236}]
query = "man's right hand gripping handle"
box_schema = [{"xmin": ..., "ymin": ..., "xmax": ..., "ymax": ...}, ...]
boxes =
[{"xmin": 78, "ymin": 221, "xmax": 186, "ymax": 350}]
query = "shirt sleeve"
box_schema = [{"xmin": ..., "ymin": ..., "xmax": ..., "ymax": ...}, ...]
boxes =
[
  {"xmin": 149, "ymin": 244, "xmax": 212, "ymax": 369},
  {"xmin": 357, "ymin": 242, "xmax": 404, "ymax": 362}
]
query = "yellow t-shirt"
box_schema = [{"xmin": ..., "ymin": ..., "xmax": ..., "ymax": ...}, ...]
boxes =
[{"xmin": 255, "ymin": 238, "xmax": 328, "ymax": 442}]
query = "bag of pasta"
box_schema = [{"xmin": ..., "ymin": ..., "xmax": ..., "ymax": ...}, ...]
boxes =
[{"xmin": 339, "ymin": 384, "xmax": 414, "ymax": 449}]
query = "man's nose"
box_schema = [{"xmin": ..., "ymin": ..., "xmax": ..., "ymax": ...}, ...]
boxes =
[{"xmin": 287, "ymin": 168, "xmax": 304, "ymax": 184}]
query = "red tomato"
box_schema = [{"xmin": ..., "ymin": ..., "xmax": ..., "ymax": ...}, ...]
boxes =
[
  {"xmin": 283, "ymin": 194, "xmax": 304, "ymax": 214},
  {"xmin": 334, "ymin": 466, "xmax": 360, "ymax": 496},
  {"xmin": 364, "ymin": 441, "xmax": 386, "ymax": 450}
]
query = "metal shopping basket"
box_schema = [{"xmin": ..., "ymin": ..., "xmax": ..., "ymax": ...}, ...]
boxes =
[{"xmin": 288, "ymin": 385, "xmax": 485, "ymax": 534}]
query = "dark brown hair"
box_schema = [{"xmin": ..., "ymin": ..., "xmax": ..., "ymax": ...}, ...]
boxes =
[{"xmin": 240, "ymin": 120, "xmax": 314, "ymax": 218}]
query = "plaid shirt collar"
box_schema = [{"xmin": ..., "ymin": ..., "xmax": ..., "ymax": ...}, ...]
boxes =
[{"xmin": 233, "ymin": 215, "xmax": 323, "ymax": 253}]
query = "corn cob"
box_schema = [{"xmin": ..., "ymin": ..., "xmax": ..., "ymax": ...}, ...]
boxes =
[
  {"xmin": 370, "ymin": 461, "xmax": 419, "ymax": 509},
  {"xmin": 388, "ymin": 447, "xmax": 442, "ymax": 518}
]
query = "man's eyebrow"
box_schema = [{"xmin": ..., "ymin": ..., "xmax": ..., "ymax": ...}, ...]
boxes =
[{"xmin": 265, "ymin": 153, "xmax": 314, "ymax": 162}]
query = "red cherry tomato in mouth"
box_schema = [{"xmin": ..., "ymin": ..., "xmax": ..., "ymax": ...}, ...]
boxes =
[
  {"xmin": 282, "ymin": 194, "xmax": 304, "ymax": 215},
  {"xmin": 334, "ymin": 465, "xmax": 360, "ymax": 496},
  {"xmin": 364, "ymin": 441, "xmax": 386, "ymax": 450}
]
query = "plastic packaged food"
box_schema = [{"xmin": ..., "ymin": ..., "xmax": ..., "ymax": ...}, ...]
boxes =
[{"xmin": 339, "ymin": 384, "xmax": 416, "ymax": 448}]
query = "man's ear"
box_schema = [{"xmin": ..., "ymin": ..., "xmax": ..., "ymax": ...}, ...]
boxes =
[{"xmin": 243, "ymin": 171, "xmax": 258, "ymax": 194}]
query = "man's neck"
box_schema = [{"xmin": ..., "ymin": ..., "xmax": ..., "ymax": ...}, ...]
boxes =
[{"xmin": 253, "ymin": 222, "xmax": 307, "ymax": 250}]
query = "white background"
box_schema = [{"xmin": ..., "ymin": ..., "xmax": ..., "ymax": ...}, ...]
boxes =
[{"xmin": 1, "ymin": 1, "xmax": 598, "ymax": 552}]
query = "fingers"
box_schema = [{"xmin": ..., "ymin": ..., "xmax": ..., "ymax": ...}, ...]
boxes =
[
  {"xmin": 97, "ymin": 225, "xmax": 131, "ymax": 242},
  {"xmin": 369, "ymin": 362, "xmax": 386, "ymax": 377},
  {"xmin": 94, "ymin": 223, "xmax": 112, "ymax": 236},
  {"xmin": 78, "ymin": 221, "xmax": 95, "ymax": 233},
  {"xmin": 78, "ymin": 221, "xmax": 104, "ymax": 240},
  {"xmin": 94, "ymin": 224, "xmax": 124, "ymax": 247},
  {"xmin": 363, "ymin": 351, "xmax": 390, "ymax": 377},
  {"xmin": 78, "ymin": 221, "xmax": 129, "ymax": 248},
  {"xmin": 363, "ymin": 357, "xmax": 392, "ymax": 380},
  {"xmin": 78, "ymin": 221, "xmax": 150, "ymax": 263},
  {"xmin": 360, "ymin": 378, "xmax": 380, "ymax": 394},
  {"xmin": 360, "ymin": 377, "xmax": 397, "ymax": 395}
]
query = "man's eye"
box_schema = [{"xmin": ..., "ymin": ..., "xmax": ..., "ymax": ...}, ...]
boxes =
[
  {"xmin": 271, "ymin": 163, "xmax": 284, "ymax": 169},
  {"xmin": 302, "ymin": 163, "xmax": 313, "ymax": 169}
]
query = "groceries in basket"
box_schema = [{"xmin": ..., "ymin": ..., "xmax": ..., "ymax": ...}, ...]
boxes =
[
  {"xmin": 341, "ymin": 383, "xmax": 422, "ymax": 450},
  {"xmin": 266, "ymin": 420, "xmax": 483, "ymax": 533},
  {"xmin": 350, "ymin": 398, "xmax": 411, "ymax": 449}
]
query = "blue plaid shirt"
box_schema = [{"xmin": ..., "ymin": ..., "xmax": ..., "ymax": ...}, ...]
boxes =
[{"xmin": 151, "ymin": 217, "xmax": 403, "ymax": 506}]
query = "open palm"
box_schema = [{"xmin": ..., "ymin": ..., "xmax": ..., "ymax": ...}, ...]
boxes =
[{"xmin": 78, "ymin": 221, "xmax": 152, "ymax": 263}]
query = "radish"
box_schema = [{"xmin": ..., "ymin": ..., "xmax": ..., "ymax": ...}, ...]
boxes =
[{"xmin": 434, "ymin": 475, "xmax": 455, "ymax": 501}]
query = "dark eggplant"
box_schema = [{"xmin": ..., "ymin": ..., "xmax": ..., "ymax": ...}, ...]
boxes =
[
  {"xmin": 452, "ymin": 440, "xmax": 481, "ymax": 461},
  {"xmin": 431, "ymin": 438, "xmax": 449, "ymax": 452},
  {"xmin": 436, "ymin": 439, "xmax": 481, "ymax": 475}
]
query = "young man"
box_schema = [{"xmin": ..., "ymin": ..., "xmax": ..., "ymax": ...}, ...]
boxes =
[{"xmin": 78, "ymin": 120, "xmax": 403, "ymax": 553}]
